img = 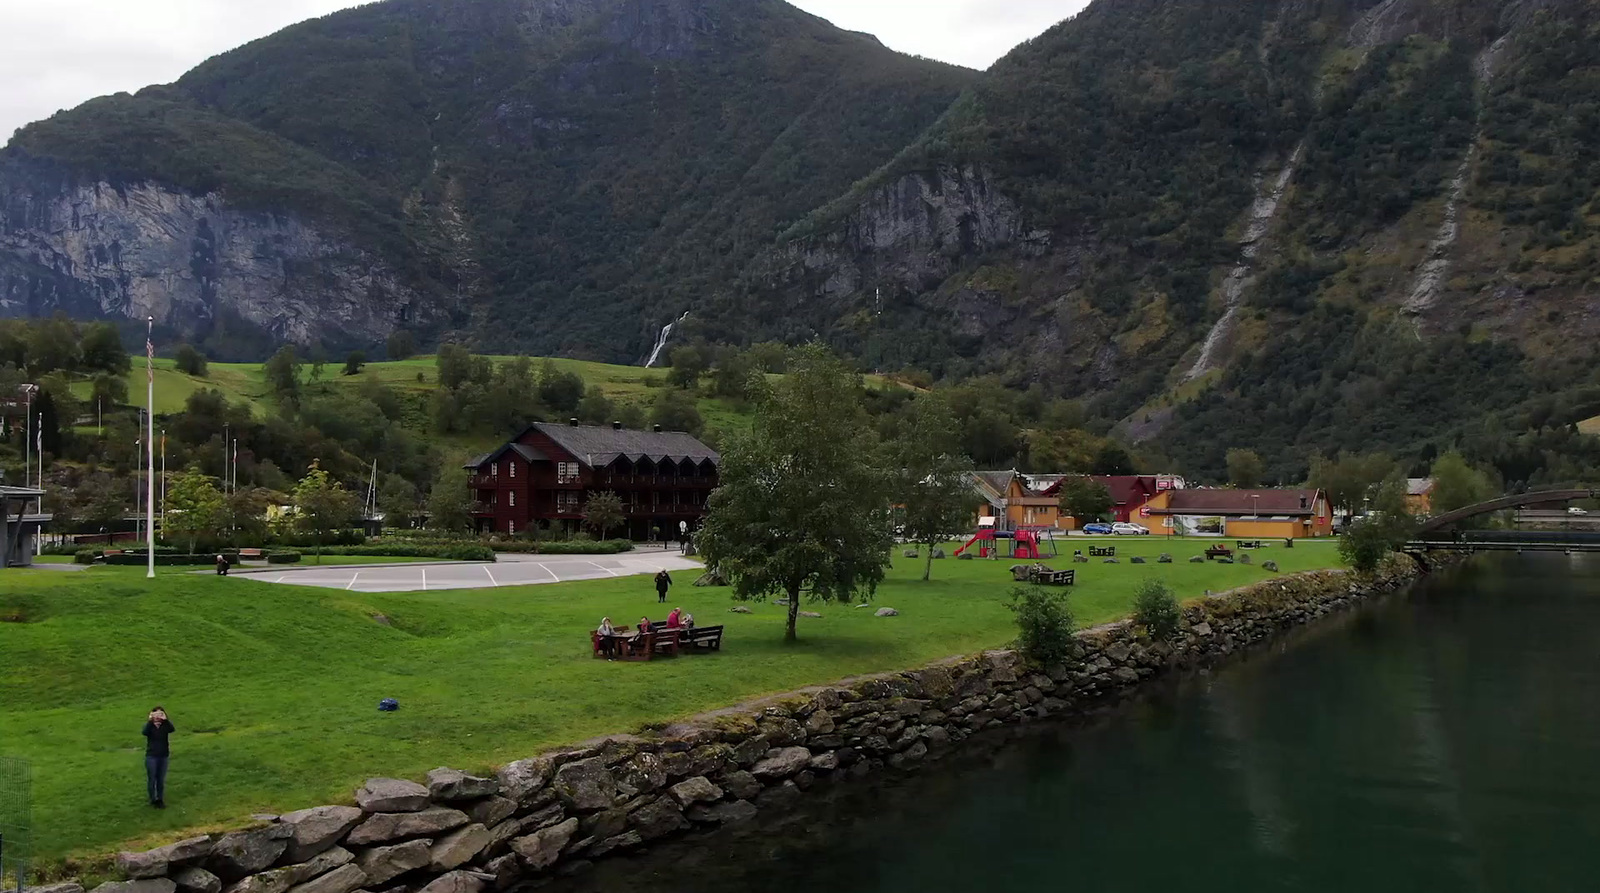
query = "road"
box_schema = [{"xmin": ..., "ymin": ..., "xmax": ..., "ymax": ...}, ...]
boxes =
[{"xmin": 231, "ymin": 551, "xmax": 704, "ymax": 593}]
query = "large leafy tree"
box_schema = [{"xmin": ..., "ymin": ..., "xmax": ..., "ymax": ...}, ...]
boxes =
[
  {"xmin": 583, "ymin": 491, "xmax": 625, "ymax": 541},
  {"xmin": 291, "ymin": 461, "xmax": 359, "ymax": 562},
  {"xmin": 893, "ymin": 394, "xmax": 973, "ymax": 581},
  {"xmin": 166, "ymin": 466, "xmax": 226, "ymax": 554},
  {"xmin": 1226, "ymin": 448, "xmax": 1265, "ymax": 488},
  {"xmin": 1057, "ymin": 477, "xmax": 1114, "ymax": 525},
  {"xmin": 698, "ymin": 345, "xmax": 894, "ymax": 643},
  {"xmin": 1429, "ymin": 451, "xmax": 1496, "ymax": 516},
  {"xmin": 426, "ymin": 466, "xmax": 474, "ymax": 534},
  {"xmin": 1310, "ymin": 452, "xmax": 1397, "ymax": 515}
]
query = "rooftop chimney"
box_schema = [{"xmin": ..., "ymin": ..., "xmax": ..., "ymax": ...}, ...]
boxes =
[
  {"xmin": 613, "ymin": 421, "xmax": 622, "ymax": 430},
  {"xmin": 653, "ymin": 424, "xmax": 663, "ymax": 433},
  {"xmin": 569, "ymin": 418, "xmax": 579, "ymax": 427},
  {"xmin": 1300, "ymin": 495, "xmax": 1309, "ymax": 510}
]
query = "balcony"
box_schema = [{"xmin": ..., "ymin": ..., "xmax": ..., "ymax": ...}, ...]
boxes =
[{"xmin": 602, "ymin": 475, "xmax": 717, "ymax": 488}]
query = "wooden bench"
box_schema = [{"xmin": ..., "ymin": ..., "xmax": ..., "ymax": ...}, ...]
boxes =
[
  {"xmin": 1011, "ymin": 564, "xmax": 1075, "ymax": 586},
  {"xmin": 1088, "ymin": 546, "xmax": 1116, "ymax": 558},
  {"xmin": 682, "ymin": 626, "xmax": 725, "ymax": 652},
  {"xmin": 1205, "ymin": 545, "xmax": 1234, "ymax": 560},
  {"xmin": 238, "ymin": 548, "xmax": 265, "ymax": 560}
]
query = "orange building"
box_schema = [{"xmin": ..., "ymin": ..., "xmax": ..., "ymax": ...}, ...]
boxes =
[
  {"xmin": 1138, "ymin": 488, "xmax": 1334, "ymax": 539},
  {"xmin": 1406, "ymin": 478, "xmax": 1435, "ymax": 516},
  {"xmin": 969, "ymin": 471, "xmax": 1066, "ymax": 531}
]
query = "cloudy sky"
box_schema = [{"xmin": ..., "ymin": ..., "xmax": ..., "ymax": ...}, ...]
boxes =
[{"xmin": 0, "ymin": 0, "xmax": 1090, "ymax": 142}]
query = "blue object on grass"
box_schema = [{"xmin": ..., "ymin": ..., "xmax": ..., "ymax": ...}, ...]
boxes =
[{"xmin": 379, "ymin": 698, "xmax": 399, "ymax": 712}]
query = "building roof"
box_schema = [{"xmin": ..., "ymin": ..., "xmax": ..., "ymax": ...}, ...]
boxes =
[
  {"xmin": 1039, "ymin": 475, "xmax": 1164, "ymax": 508},
  {"xmin": 464, "ymin": 442, "xmax": 551, "ymax": 470},
  {"xmin": 530, "ymin": 422, "xmax": 718, "ymax": 468},
  {"xmin": 1155, "ymin": 488, "xmax": 1324, "ymax": 516},
  {"xmin": 969, "ymin": 471, "xmax": 1018, "ymax": 506},
  {"xmin": 1407, "ymin": 478, "xmax": 1435, "ymax": 496}
]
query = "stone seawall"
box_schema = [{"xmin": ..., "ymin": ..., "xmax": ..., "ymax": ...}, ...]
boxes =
[{"xmin": 42, "ymin": 559, "xmax": 1432, "ymax": 893}]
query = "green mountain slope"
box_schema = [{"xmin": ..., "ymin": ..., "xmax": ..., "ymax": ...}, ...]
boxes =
[
  {"xmin": 733, "ymin": 0, "xmax": 1600, "ymax": 485},
  {"xmin": 2, "ymin": 0, "xmax": 975, "ymax": 359}
]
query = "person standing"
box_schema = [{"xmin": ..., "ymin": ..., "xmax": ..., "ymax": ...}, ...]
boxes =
[
  {"xmin": 142, "ymin": 707, "xmax": 175, "ymax": 808},
  {"xmin": 654, "ymin": 569, "xmax": 672, "ymax": 604}
]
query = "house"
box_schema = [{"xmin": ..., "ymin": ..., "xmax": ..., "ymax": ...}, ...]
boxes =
[
  {"xmin": 466, "ymin": 420, "xmax": 719, "ymax": 539},
  {"xmin": 1037, "ymin": 475, "xmax": 1185, "ymax": 526},
  {"xmin": 1139, "ymin": 488, "xmax": 1334, "ymax": 539},
  {"xmin": 1406, "ymin": 478, "xmax": 1435, "ymax": 516},
  {"xmin": 968, "ymin": 471, "xmax": 1065, "ymax": 531}
]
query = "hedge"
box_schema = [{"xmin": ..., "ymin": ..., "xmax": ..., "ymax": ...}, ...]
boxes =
[
  {"xmin": 103, "ymin": 553, "xmax": 218, "ymax": 566},
  {"xmin": 267, "ymin": 551, "xmax": 303, "ymax": 564},
  {"xmin": 306, "ymin": 544, "xmax": 496, "ymax": 561},
  {"xmin": 488, "ymin": 540, "xmax": 635, "ymax": 555},
  {"xmin": 74, "ymin": 549, "xmax": 100, "ymax": 565}
]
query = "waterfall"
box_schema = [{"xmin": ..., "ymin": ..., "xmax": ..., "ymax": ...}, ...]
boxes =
[{"xmin": 644, "ymin": 311, "xmax": 689, "ymax": 368}]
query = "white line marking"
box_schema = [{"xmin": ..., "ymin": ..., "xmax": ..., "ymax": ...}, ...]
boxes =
[
  {"xmin": 536, "ymin": 563, "xmax": 559, "ymax": 581},
  {"xmin": 346, "ymin": 573, "xmax": 361, "ymax": 591},
  {"xmin": 585, "ymin": 561, "xmax": 621, "ymax": 577},
  {"xmin": 275, "ymin": 576, "xmax": 285, "ymax": 583},
  {"xmin": 483, "ymin": 565, "xmax": 500, "ymax": 587}
]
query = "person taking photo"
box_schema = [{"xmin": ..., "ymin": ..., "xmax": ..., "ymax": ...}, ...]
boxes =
[{"xmin": 142, "ymin": 706, "xmax": 175, "ymax": 808}]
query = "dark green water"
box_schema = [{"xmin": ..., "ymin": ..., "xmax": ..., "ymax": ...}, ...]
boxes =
[{"xmin": 549, "ymin": 556, "xmax": 1600, "ymax": 893}]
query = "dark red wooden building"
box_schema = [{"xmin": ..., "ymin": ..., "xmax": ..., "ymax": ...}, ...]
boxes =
[{"xmin": 466, "ymin": 420, "xmax": 720, "ymax": 540}]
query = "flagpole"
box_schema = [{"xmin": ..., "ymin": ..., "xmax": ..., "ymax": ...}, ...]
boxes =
[{"xmin": 146, "ymin": 317, "xmax": 156, "ymax": 580}]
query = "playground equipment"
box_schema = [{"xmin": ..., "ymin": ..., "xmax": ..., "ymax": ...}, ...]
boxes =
[{"xmin": 954, "ymin": 520, "xmax": 1059, "ymax": 560}]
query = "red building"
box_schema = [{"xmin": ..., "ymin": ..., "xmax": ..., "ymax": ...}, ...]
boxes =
[
  {"xmin": 1038, "ymin": 475, "xmax": 1185, "ymax": 523},
  {"xmin": 466, "ymin": 420, "xmax": 720, "ymax": 540}
]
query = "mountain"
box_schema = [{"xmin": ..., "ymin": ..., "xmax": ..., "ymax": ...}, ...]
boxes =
[
  {"xmin": 724, "ymin": 0, "xmax": 1600, "ymax": 483},
  {"xmin": 0, "ymin": 0, "xmax": 975, "ymax": 359}
]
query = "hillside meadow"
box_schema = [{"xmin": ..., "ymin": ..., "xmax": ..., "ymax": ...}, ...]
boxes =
[{"xmin": 0, "ymin": 538, "xmax": 1345, "ymax": 863}]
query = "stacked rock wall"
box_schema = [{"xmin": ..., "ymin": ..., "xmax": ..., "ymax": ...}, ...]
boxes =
[{"xmin": 42, "ymin": 560, "xmax": 1430, "ymax": 893}]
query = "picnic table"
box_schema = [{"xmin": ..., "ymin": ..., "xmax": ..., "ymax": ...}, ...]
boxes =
[
  {"xmin": 1088, "ymin": 545, "xmax": 1116, "ymax": 558},
  {"xmin": 1011, "ymin": 564, "xmax": 1076, "ymax": 586},
  {"xmin": 1204, "ymin": 544, "xmax": 1234, "ymax": 560},
  {"xmin": 591, "ymin": 624, "xmax": 725, "ymax": 661}
]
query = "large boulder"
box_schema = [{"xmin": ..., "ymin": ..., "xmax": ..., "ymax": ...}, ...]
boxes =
[
  {"xmin": 551, "ymin": 758, "xmax": 617, "ymax": 811},
  {"xmin": 355, "ymin": 778, "xmax": 430, "ymax": 813},
  {"xmin": 283, "ymin": 864, "xmax": 365, "ymax": 893},
  {"xmin": 466, "ymin": 797, "xmax": 517, "ymax": 829},
  {"xmin": 119, "ymin": 836, "xmax": 214, "ymax": 879},
  {"xmin": 875, "ymin": 608, "xmax": 899, "ymax": 617},
  {"xmin": 220, "ymin": 868, "xmax": 294, "ymax": 893},
  {"xmin": 426, "ymin": 768, "xmax": 499, "ymax": 803},
  {"xmin": 626, "ymin": 797, "xmax": 688, "ymax": 841},
  {"xmin": 279, "ymin": 807, "xmax": 364, "ymax": 863},
  {"xmin": 667, "ymin": 776, "xmax": 722, "ymax": 806},
  {"xmin": 750, "ymin": 748, "xmax": 812, "ymax": 780},
  {"xmin": 429, "ymin": 824, "xmax": 493, "ymax": 872},
  {"xmin": 172, "ymin": 869, "xmax": 220, "ymax": 893},
  {"xmin": 494, "ymin": 758, "xmax": 553, "ymax": 806},
  {"xmin": 617, "ymin": 753, "xmax": 667, "ymax": 795},
  {"xmin": 282, "ymin": 848, "xmax": 353, "ymax": 886},
  {"xmin": 510, "ymin": 817, "xmax": 579, "ymax": 871},
  {"xmin": 208, "ymin": 826, "xmax": 293, "ymax": 882},
  {"xmin": 718, "ymin": 770, "xmax": 762, "ymax": 800},
  {"xmin": 92, "ymin": 882, "xmax": 176, "ymax": 893},
  {"xmin": 416, "ymin": 872, "xmax": 485, "ymax": 893},
  {"xmin": 25, "ymin": 885, "xmax": 85, "ymax": 893},
  {"xmin": 354, "ymin": 841, "xmax": 432, "ymax": 887},
  {"xmin": 346, "ymin": 808, "xmax": 468, "ymax": 846}
]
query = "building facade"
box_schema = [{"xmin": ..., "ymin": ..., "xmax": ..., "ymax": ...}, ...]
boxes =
[
  {"xmin": 466, "ymin": 421, "xmax": 719, "ymax": 540},
  {"xmin": 1140, "ymin": 488, "xmax": 1334, "ymax": 539}
]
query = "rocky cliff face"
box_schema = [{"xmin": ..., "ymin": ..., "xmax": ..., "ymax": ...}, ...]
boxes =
[{"xmin": 0, "ymin": 168, "xmax": 426, "ymax": 350}]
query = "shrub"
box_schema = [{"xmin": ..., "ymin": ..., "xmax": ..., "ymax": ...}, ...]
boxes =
[
  {"xmin": 489, "ymin": 540, "xmax": 635, "ymax": 555},
  {"xmin": 1007, "ymin": 585, "xmax": 1076, "ymax": 666},
  {"xmin": 1133, "ymin": 579, "xmax": 1181, "ymax": 641},
  {"xmin": 308, "ymin": 544, "xmax": 496, "ymax": 561},
  {"xmin": 267, "ymin": 551, "xmax": 303, "ymax": 564},
  {"xmin": 1339, "ymin": 518, "xmax": 1401, "ymax": 573},
  {"xmin": 74, "ymin": 549, "xmax": 100, "ymax": 565},
  {"xmin": 103, "ymin": 553, "xmax": 215, "ymax": 566}
]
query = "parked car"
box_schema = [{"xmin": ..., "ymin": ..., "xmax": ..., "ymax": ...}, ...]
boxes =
[
  {"xmin": 1082, "ymin": 523, "xmax": 1114, "ymax": 535},
  {"xmin": 1112, "ymin": 522, "xmax": 1151, "ymax": 536},
  {"xmin": 1569, "ymin": 507, "xmax": 1589, "ymax": 516}
]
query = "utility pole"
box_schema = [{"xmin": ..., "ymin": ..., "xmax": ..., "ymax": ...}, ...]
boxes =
[{"xmin": 145, "ymin": 317, "xmax": 156, "ymax": 580}]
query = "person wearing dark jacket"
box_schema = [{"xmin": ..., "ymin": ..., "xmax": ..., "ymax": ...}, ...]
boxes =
[
  {"xmin": 654, "ymin": 570, "xmax": 672, "ymax": 604},
  {"xmin": 142, "ymin": 707, "xmax": 174, "ymax": 807}
]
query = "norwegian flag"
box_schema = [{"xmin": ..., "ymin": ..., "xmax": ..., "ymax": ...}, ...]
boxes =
[{"xmin": 147, "ymin": 330, "xmax": 155, "ymax": 384}]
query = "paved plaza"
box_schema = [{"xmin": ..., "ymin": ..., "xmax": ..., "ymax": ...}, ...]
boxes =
[{"xmin": 232, "ymin": 550, "xmax": 704, "ymax": 593}]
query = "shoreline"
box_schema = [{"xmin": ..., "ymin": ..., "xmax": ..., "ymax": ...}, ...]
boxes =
[{"xmin": 52, "ymin": 553, "xmax": 1448, "ymax": 893}]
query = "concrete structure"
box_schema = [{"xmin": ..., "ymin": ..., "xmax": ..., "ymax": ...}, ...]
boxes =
[
  {"xmin": 467, "ymin": 421, "xmax": 719, "ymax": 540},
  {"xmin": 0, "ymin": 485, "xmax": 49, "ymax": 567}
]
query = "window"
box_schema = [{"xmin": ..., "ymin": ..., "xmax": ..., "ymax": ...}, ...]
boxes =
[
  {"xmin": 491, "ymin": 463, "xmax": 498, "ymax": 479},
  {"xmin": 509, "ymin": 461, "xmax": 517, "ymax": 479},
  {"xmin": 509, "ymin": 492, "xmax": 516, "ymax": 507},
  {"xmin": 557, "ymin": 491, "xmax": 580, "ymax": 512},
  {"xmin": 508, "ymin": 520, "xmax": 516, "ymax": 535},
  {"xmin": 558, "ymin": 462, "xmax": 581, "ymax": 484}
]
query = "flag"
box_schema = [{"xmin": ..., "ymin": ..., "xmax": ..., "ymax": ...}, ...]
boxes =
[{"xmin": 147, "ymin": 331, "xmax": 155, "ymax": 384}]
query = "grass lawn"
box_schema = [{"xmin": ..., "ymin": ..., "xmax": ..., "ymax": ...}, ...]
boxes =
[{"xmin": 0, "ymin": 537, "xmax": 1344, "ymax": 862}]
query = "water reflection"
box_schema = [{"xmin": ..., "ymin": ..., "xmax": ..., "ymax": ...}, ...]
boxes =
[{"xmin": 545, "ymin": 556, "xmax": 1600, "ymax": 893}]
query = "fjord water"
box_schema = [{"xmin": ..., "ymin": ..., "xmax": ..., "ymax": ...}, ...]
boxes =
[{"xmin": 551, "ymin": 556, "xmax": 1600, "ymax": 893}]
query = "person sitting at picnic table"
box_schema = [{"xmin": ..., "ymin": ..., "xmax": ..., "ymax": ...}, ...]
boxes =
[
  {"xmin": 666, "ymin": 607, "xmax": 683, "ymax": 629},
  {"xmin": 597, "ymin": 617, "xmax": 618, "ymax": 660},
  {"xmin": 628, "ymin": 616, "xmax": 652, "ymax": 654},
  {"xmin": 682, "ymin": 612, "xmax": 695, "ymax": 630}
]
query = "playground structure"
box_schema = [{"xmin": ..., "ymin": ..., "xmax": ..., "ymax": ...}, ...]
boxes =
[{"xmin": 954, "ymin": 519, "xmax": 1059, "ymax": 560}]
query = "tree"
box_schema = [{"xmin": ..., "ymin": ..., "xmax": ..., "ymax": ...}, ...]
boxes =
[
  {"xmin": 79, "ymin": 473, "xmax": 129, "ymax": 543},
  {"xmin": 35, "ymin": 389, "xmax": 61, "ymax": 457},
  {"xmin": 386, "ymin": 330, "xmax": 417, "ymax": 361},
  {"xmin": 893, "ymin": 395, "xmax": 974, "ymax": 581},
  {"xmin": 80, "ymin": 322, "xmax": 129, "ymax": 373},
  {"xmin": 697, "ymin": 345, "xmax": 894, "ymax": 643},
  {"xmin": 264, "ymin": 346, "xmax": 302, "ymax": 401},
  {"xmin": 1057, "ymin": 477, "xmax": 1113, "ymax": 524},
  {"xmin": 91, "ymin": 372, "xmax": 129, "ymax": 409},
  {"xmin": 166, "ymin": 466, "xmax": 226, "ymax": 554},
  {"xmin": 538, "ymin": 360, "xmax": 586, "ymax": 414},
  {"xmin": 1008, "ymin": 585, "xmax": 1076, "ymax": 665},
  {"xmin": 583, "ymin": 491, "xmax": 625, "ymax": 540},
  {"xmin": 649, "ymin": 391, "xmax": 704, "ymax": 436},
  {"xmin": 426, "ymin": 466, "xmax": 474, "ymax": 534},
  {"xmin": 379, "ymin": 475, "xmax": 420, "ymax": 529},
  {"xmin": 290, "ymin": 461, "xmax": 359, "ymax": 563},
  {"xmin": 310, "ymin": 349, "xmax": 328, "ymax": 383},
  {"xmin": 578, "ymin": 390, "xmax": 617, "ymax": 426},
  {"xmin": 343, "ymin": 351, "xmax": 367, "ymax": 376},
  {"xmin": 1430, "ymin": 451, "xmax": 1495, "ymax": 515},
  {"xmin": 174, "ymin": 343, "xmax": 208, "ymax": 377},
  {"xmin": 1091, "ymin": 442, "xmax": 1135, "ymax": 475},
  {"xmin": 666, "ymin": 346, "xmax": 708, "ymax": 390},
  {"xmin": 1338, "ymin": 476, "xmax": 1417, "ymax": 572},
  {"xmin": 1310, "ymin": 452, "xmax": 1396, "ymax": 515},
  {"xmin": 1226, "ymin": 448, "xmax": 1265, "ymax": 488}
]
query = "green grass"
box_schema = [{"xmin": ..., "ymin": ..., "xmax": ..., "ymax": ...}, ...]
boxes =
[{"xmin": 0, "ymin": 538, "xmax": 1342, "ymax": 862}]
